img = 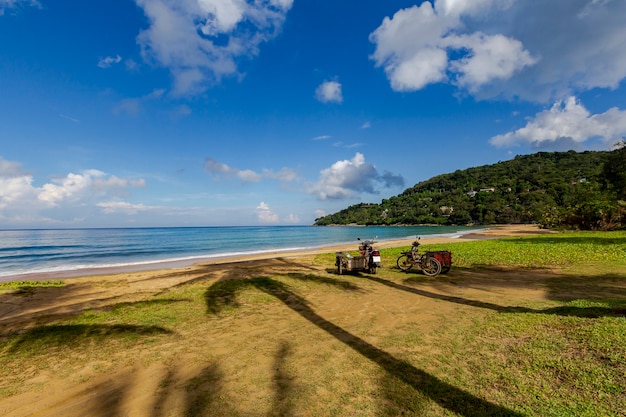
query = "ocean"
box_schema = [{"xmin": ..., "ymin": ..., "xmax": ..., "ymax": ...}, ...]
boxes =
[{"xmin": 0, "ymin": 225, "xmax": 483, "ymax": 280}]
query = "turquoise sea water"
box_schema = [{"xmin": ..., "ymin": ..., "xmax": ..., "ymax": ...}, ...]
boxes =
[{"xmin": 0, "ymin": 225, "xmax": 483, "ymax": 279}]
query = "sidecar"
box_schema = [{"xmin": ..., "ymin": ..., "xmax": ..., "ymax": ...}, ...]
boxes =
[
  {"xmin": 425, "ymin": 250, "xmax": 452, "ymax": 273},
  {"xmin": 335, "ymin": 252, "xmax": 379, "ymax": 274}
]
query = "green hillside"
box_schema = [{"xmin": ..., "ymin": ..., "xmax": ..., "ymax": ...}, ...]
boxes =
[{"xmin": 314, "ymin": 148, "xmax": 626, "ymax": 230}]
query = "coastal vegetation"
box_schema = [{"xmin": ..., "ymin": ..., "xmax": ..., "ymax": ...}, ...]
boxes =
[
  {"xmin": 314, "ymin": 147, "xmax": 626, "ymax": 230},
  {"xmin": 1, "ymin": 231, "xmax": 625, "ymax": 416}
]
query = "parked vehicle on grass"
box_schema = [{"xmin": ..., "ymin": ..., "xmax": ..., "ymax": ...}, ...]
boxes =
[
  {"xmin": 335, "ymin": 238, "xmax": 381, "ymax": 275},
  {"xmin": 396, "ymin": 238, "xmax": 452, "ymax": 276}
]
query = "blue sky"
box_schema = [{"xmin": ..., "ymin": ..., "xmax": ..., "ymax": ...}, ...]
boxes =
[{"xmin": 1, "ymin": 0, "xmax": 626, "ymax": 228}]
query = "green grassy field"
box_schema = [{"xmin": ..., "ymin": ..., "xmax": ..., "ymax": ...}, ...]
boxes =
[{"xmin": 1, "ymin": 231, "xmax": 625, "ymax": 416}]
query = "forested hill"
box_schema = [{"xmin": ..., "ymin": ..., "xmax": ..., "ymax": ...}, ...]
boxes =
[{"xmin": 314, "ymin": 149, "xmax": 626, "ymax": 229}]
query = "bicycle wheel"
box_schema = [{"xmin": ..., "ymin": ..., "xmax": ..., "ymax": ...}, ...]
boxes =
[
  {"xmin": 396, "ymin": 254, "xmax": 413, "ymax": 271},
  {"xmin": 421, "ymin": 257, "xmax": 442, "ymax": 277}
]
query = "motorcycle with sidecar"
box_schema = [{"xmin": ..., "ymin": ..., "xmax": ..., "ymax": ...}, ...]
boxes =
[{"xmin": 335, "ymin": 238, "xmax": 381, "ymax": 274}]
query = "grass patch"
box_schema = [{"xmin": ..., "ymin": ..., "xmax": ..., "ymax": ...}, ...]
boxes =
[
  {"xmin": 0, "ymin": 280, "xmax": 64, "ymax": 295},
  {"xmin": 417, "ymin": 230, "xmax": 626, "ymax": 270}
]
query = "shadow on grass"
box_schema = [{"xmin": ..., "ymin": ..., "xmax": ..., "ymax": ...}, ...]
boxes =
[
  {"xmin": 105, "ymin": 297, "xmax": 191, "ymax": 312},
  {"xmin": 183, "ymin": 363, "xmax": 235, "ymax": 417},
  {"xmin": 151, "ymin": 341, "xmax": 298, "ymax": 417},
  {"xmin": 6, "ymin": 323, "xmax": 173, "ymax": 354},
  {"xmin": 203, "ymin": 272, "xmax": 523, "ymax": 417},
  {"xmin": 366, "ymin": 276, "xmax": 626, "ymax": 318},
  {"xmin": 248, "ymin": 277, "xmax": 523, "ymax": 417},
  {"xmin": 272, "ymin": 340, "xmax": 297, "ymax": 416},
  {"xmin": 285, "ymin": 272, "xmax": 361, "ymax": 290},
  {"xmin": 88, "ymin": 375, "xmax": 132, "ymax": 417},
  {"xmin": 204, "ymin": 272, "xmax": 360, "ymax": 315}
]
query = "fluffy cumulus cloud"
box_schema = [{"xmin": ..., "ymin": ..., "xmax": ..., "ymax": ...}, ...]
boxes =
[
  {"xmin": 315, "ymin": 80, "xmax": 343, "ymax": 104},
  {"xmin": 369, "ymin": 1, "xmax": 535, "ymax": 94},
  {"xmin": 370, "ymin": 0, "xmax": 626, "ymax": 102},
  {"xmin": 204, "ymin": 157, "xmax": 297, "ymax": 183},
  {"xmin": 0, "ymin": 157, "xmax": 146, "ymax": 224},
  {"xmin": 256, "ymin": 201, "xmax": 279, "ymax": 223},
  {"xmin": 308, "ymin": 153, "xmax": 405, "ymax": 200},
  {"xmin": 134, "ymin": 0, "xmax": 293, "ymax": 95},
  {"xmin": 491, "ymin": 97, "xmax": 626, "ymax": 150}
]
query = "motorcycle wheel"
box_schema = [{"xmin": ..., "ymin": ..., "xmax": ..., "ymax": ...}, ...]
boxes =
[
  {"xmin": 421, "ymin": 257, "xmax": 442, "ymax": 277},
  {"xmin": 369, "ymin": 265, "xmax": 377, "ymax": 274},
  {"xmin": 396, "ymin": 254, "xmax": 413, "ymax": 271}
]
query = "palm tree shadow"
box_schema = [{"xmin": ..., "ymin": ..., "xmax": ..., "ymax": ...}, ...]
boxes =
[
  {"xmin": 184, "ymin": 363, "xmax": 237, "ymax": 417},
  {"xmin": 272, "ymin": 340, "xmax": 297, "ymax": 416},
  {"xmin": 204, "ymin": 268, "xmax": 361, "ymax": 315},
  {"xmin": 246, "ymin": 277, "xmax": 523, "ymax": 417},
  {"xmin": 366, "ymin": 276, "xmax": 626, "ymax": 318},
  {"xmin": 7, "ymin": 323, "xmax": 173, "ymax": 354}
]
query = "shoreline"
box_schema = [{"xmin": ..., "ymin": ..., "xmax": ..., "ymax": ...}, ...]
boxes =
[{"xmin": 0, "ymin": 224, "xmax": 548, "ymax": 283}]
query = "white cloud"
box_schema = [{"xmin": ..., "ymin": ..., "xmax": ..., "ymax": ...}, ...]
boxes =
[
  {"xmin": 307, "ymin": 153, "xmax": 404, "ymax": 200},
  {"xmin": 134, "ymin": 0, "xmax": 293, "ymax": 95},
  {"xmin": 204, "ymin": 157, "xmax": 297, "ymax": 183},
  {"xmin": 262, "ymin": 167, "xmax": 298, "ymax": 182},
  {"xmin": 315, "ymin": 80, "xmax": 343, "ymax": 103},
  {"xmin": 256, "ymin": 201, "xmax": 279, "ymax": 223},
  {"xmin": 283, "ymin": 213, "xmax": 299, "ymax": 224},
  {"xmin": 313, "ymin": 135, "xmax": 331, "ymax": 140},
  {"xmin": 435, "ymin": 0, "xmax": 512, "ymax": 18},
  {"xmin": 490, "ymin": 96, "xmax": 626, "ymax": 148},
  {"xmin": 314, "ymin": 209, "xmax": 326, "ymax": 219},
  {"xmin": 0, "ymin": 158, "xmax": 24, "ymax": 177},
  {"xmin": 0, "ymin": 171, "xmax": 36, "ymax": 210},
  {"xmin": 370, "ymin": 0, "xmax": 626, "ymax": 102},
  {"xmin": 361, "ymin": 121, "xmax": 371, "ymax": 129},
  {"xmin": 370, "ymin": 2, "xmax": 535, "ymax": 94},
  {"xmin": 0, "ymin": 157, "xmax": 147, "ymax": 224},
  {"xmin": 205, "ymin": 158, "xmax": 261, "ymax": 182},
  {"xmin": 0, "ymin": 0, "xmax": 40, "ymax": 15},
  {"xmin": 38, "ymin": 170, "xmax": 146, "ymax": 206},
  {"xmin": 39, "ymin": 170, "xmax": 102, "ymax": 205},
  {"xmin": 98, "ymin": 55, "xmax": 122, "ymax": 68},
  {"xmin": 444, "ymin": 33, "xmax": 537, "ymax": 93}
]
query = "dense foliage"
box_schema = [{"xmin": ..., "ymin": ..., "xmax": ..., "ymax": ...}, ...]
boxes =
[{"xmin": 314, "ymin": 149, "xmax": 626, "ymax": 230}]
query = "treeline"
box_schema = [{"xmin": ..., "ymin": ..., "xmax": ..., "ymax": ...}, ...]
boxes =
[{"xmin": 314, "ymin": 147, "xmax": 626, "ymax": 230}]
